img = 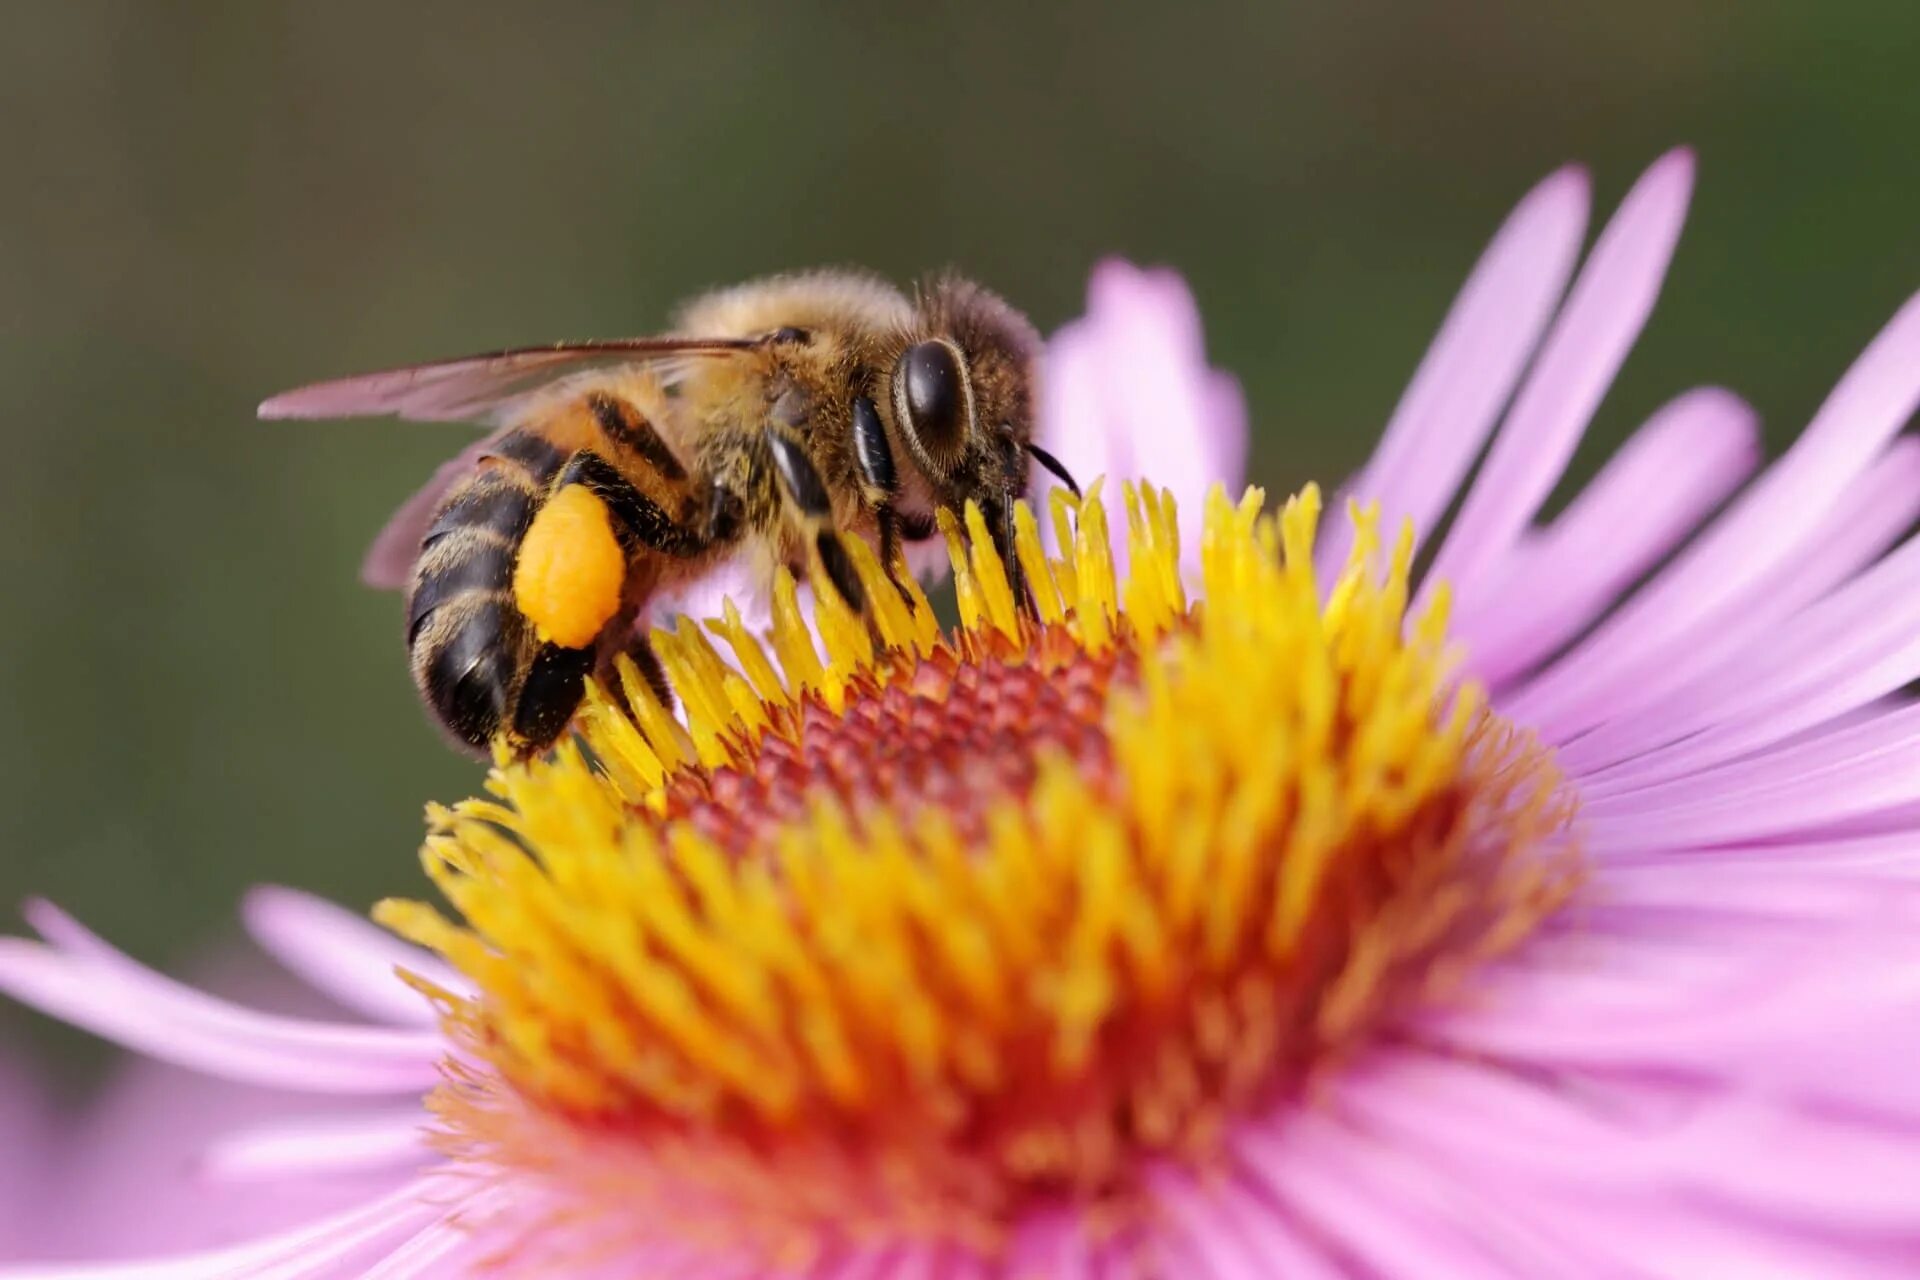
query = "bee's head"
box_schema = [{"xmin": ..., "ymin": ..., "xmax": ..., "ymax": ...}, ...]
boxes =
[{"xmin": 889, "ymin": 275, "xmax": 1049, "ymax": 518}]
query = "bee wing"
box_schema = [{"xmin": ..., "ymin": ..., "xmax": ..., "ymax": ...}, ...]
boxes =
[
  {"xmin": 257, "ymin": 337, "xmax": 761, "ymax": 424},
  {"xmin": 359, "ymin": 429, "xmax": 515, "ymax": 589},
  {"xmin": 271, "ymin": 338, "xmax": 759, "ymax": 589}
]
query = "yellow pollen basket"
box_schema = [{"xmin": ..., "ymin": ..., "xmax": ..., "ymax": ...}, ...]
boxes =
[
  {"xmin": 379, "ymin": 481, "xmax": 1581, "ymax": 1264},
  {"xmin": 512, "ymin": 483, "xmax": 626, "ymax": 649}
]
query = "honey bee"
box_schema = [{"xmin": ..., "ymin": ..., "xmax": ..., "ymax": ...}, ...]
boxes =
[{"xmin": 261, "ymin": 270, "xmax": 1081, "ymax": 758}]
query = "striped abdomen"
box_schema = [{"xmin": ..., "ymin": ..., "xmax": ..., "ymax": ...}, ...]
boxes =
[{"xmin": 404, "ymin": 428, "xmax": 595, "ymax": 754}]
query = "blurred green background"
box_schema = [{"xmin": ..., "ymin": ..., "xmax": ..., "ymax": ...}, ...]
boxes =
[{"xmin": 5, "ymin": 2, "xmax": 1920, "ymax": 1062}]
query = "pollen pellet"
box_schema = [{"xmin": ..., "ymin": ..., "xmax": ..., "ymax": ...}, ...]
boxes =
[{"xmin": 512, "ymin": 484, "xmax": 625, "ymax": 648}]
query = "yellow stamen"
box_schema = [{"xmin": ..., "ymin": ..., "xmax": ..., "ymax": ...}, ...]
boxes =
[{"xmin": 378, "ymin": 482, "xmax": 1581, "ymax": 1267}]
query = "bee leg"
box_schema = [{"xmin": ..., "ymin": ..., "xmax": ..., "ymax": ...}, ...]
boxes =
[
  {"xmin": 698, "ymin": 478, "xmax": 746, "ymax": 547},
  {"xmin": 765, "ymin": 427, "xmax": 868, "ymax": 616},
  {"xmin": 551, "ymin": 451, "xmax": 707, "ymax": 556},
  {"xmin": 512, "ymin": 641, "xmax": 599, "ymax": 751},
  {"xmin": 511, "ymin": 451, "xmax": 739, "ymax": 752},
  {"xmin": 812, "ymin": 528, "xmax": 867, "ymax": 616},
  {"xmin": 596, "ymin": 626, "xmax": 674, "ymax": 722},
  {"xmin": 986, "ymin": 491, "xmax": 1036, "ymax": 618},
  {"xmin": 849, "ymin": 395, "xmax": 916, "ymax": 604}
]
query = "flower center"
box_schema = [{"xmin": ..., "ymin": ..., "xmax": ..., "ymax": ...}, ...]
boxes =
[
  {"xmin": 379, "ymin": 484, "xmax": 1581, "ymax": 1268},
  {"xmin": 665, "ymin": 626, "xmax": 1134, "ymax": 854}
]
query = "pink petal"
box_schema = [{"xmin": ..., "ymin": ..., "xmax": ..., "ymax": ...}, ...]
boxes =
[
  {"xmin": 1598, "ymin": 830, "xmax": 1920, "ymax": 875},
  {"xmin": 1424, "ymin": 148, "xmax": 1695, "ymax": 604},
  {"xmin": 1338, "ymin": 1060, "xmax": 1920, "ymax": 1275},
  {"xmin": 1000, "ymin": 1207, "xmax": 1096, "ymax": 1280},
  {"xmin": 241, "ymin": 886, "xmax": 460, "ymax": 1026},
  {"xmin": 1332, "ymin": 1053, "xmax": 1666, "ymax": 1188},
  {"xmin": 0, "ymin": 1050, "xmax": 49, "ymax": 1253},
  {"xmin": 1577, "ymin": 518, "xmax": 1920, "ymax": 794},
  {"xmin": 1321, "ymin": 164, "xmax": 1590, "ymax": 574},
  {"xmin": 1559, "ymin": 1202, "xmax": 1920, "ymax": 1280},
  {"xmin": 199, "ymin": 1108, "xmax": 428, "ymax": 1182},
  {"xmin": 0, "ymin": 932, "xmax": 441, "ymax": 1093},
  {"xmin": 4, "ymin": 1179, "xmax": 441, "ymax": 1279},
  {"xmin": 1035, "ymin": 259, "xmax": 1248, "ymax": 576},
  {"xmin": 357, "ymin": 1209, "xmax": 499, "ymax": 1280},
  {"xmin": 1583, "ymin": 703, "xmax": 1920, "ymax": 852},
  {"xmin": 1456, "ymin": 387, "xmax": 1758, "ymax": 688},
  {"xmin": 1418, "ymin": 931, "xmax": 1920, "ymax": 1109},
  {"xmin": 1233, "ymin": 1114, "xmax": 1540, "ymax": 1277},
  {"xmin": 1148, "ymin": 1168, "xmax": 1346, "ymax": 1280},
  {"xmin": 1505, "ymin": 283, "xmax": 1920, "ymax": 737},
  {"xmin": 1540, "ymin": 437, "xmax": 1920, "ymax": 767}
]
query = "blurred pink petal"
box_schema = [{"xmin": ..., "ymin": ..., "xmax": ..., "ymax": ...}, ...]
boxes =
[
  {"xmin": 1034, "ymin": 258, "xmax": 1248, "ymax": 575},
  {"xmin": 0, "ymin": 910, "xmax": 439, "ymax": 1093},
  {"xmin": 10, "ymin": 925, "xmax": 436, "ymax": 1265},
  {"xmin": 240, "ymin": 885, "xmax": 463, "ymax": 1026},
  {"xmin": 0, "ymin": 1050, "xmax": 49, "ymax": 1255}
]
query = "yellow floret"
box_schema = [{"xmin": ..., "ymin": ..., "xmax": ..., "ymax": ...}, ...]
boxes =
[{"xmin": 512, "ymin": 484, "xmax": 625, "ymax": 648}]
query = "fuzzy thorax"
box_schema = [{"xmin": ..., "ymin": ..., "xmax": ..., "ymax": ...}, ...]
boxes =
[{"xmin": 378, "ymin": 482, "xmax": 1581, "ymax": 1266}]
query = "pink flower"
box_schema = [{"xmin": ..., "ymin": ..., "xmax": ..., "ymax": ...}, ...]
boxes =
[{"xmin": 7, "ymin": 150, "xmax": 1920, "ymax": 1277}]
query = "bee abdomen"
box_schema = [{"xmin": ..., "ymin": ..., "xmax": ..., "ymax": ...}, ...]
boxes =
[
  {"xmin": 485, "ymin": 428, "xmax": 568, "ymax": 486},
  {"xmin": 423, "ymin": 476, "xmax": 537, "ymax": 550},
  {"xmin": 407, "ymin": 461, "xmax": 545, "ymax": 752},
  {"xmin": 415, "ymin": 595, "xmax": 526, "ymax": 752},
  {"xmin": 408, "ymin": 469, "xmax": 534, "ymax": 640},
  {"xmin": 407, "ymin": 538, "xmax": 515, "ymax": 645}
]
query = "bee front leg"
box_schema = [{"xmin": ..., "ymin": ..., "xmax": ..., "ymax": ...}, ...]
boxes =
[
  {"xmin": 989, "ymin": 489, "xmax": 1035, "ymax": 617},
  {"xmin": 764, "ymin": 427, "xmax": 868, "ymax": 616},
  {"xmin": 850, "ymin": 394, "xmax": 918, "ymax": 605}
]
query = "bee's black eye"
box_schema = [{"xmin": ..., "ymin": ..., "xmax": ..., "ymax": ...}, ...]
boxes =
[{"xmin": 896, "ymin": 340, "xmax": 967, "ymax": 462}]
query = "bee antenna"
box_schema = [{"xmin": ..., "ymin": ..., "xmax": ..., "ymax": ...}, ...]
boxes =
[{"xmin": 1024, "ymin": 441, "xmax": 1082, "ymax": 499}]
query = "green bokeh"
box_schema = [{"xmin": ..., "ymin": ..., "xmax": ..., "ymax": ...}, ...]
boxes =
[{"xmin": 4, "ymin": 2, "xmax": 1920, "ymax": 1063}]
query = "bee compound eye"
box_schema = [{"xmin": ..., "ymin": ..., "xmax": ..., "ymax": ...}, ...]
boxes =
[{"xmin": 896, "ymin": 341, "xmax": 966, "ymax": 462}]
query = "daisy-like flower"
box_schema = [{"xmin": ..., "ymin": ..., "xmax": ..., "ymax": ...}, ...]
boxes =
[{"xmin": 9, "ymin": 149, "xmax": 1920, "ymax": 1277}]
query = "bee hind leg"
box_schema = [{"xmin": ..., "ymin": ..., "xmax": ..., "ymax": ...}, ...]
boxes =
[
  {"xmin": 594, "ymin": 625, "xmax": 675, "ymax": 724},
  {"xmin": 509, "ymin": 449, "xmax": 742, "ymax": 753}
]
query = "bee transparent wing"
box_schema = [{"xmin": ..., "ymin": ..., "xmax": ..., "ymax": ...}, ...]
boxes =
[
  {"xmin": 359, "ymin": 429, "xmax": 514, "ymax": 589},
  {"xmin": 257, "ymin": 337, "xmax": 760, "ymax": 424}
]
